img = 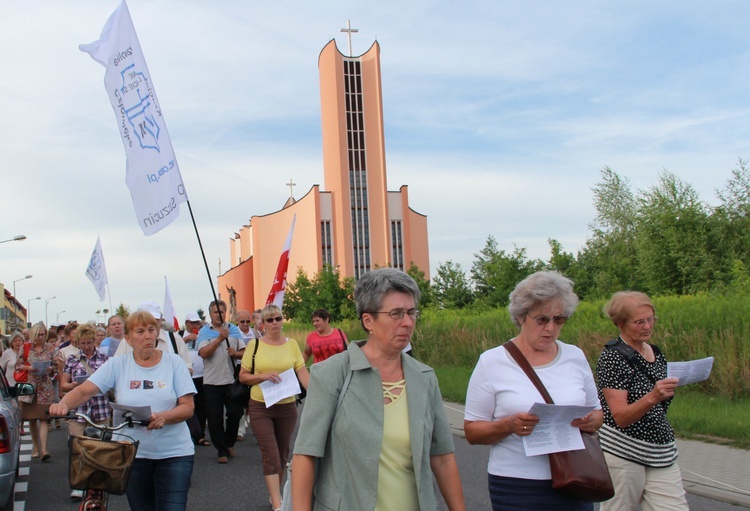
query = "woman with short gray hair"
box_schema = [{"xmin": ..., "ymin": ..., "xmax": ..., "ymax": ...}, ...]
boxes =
[
  {"xmin": 292, "ymin": 268, "xmax": 465, "ymax": 511},
  {"xmin": 465, "ymin": 271, "xmax": 602, "ymax": 511}
]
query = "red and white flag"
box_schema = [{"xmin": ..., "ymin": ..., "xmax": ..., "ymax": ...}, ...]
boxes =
[
  {"xmin": 266, "ymin": 215, "xmax": 296, "ymax": 309},
  {"xmin": 163, "ymin": 276, "xmax": 180, "ymax": 330}
]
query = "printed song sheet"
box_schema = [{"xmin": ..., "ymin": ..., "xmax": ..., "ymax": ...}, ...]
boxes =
[
  {"xmin": 259, "ymin": 368, "xmax": 301, "ymax": 407},
  {"xmin": 668, "ymin": 356, "xmax": 714, "ymax": 386},
  {"xmin": 110, "ymin": 403, "xmax": 152, "ymax": 422},
  {"xmin": 522, "ymin": 403, "xmax": 597, "ymax": 457}
]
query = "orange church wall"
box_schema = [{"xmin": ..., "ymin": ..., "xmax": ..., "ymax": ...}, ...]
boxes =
[{"xmin": 219, "ymin": 188, "xmax": 323, "ymax": 314}]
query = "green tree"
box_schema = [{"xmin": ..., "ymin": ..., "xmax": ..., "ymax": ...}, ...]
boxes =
[
  {"xmin": 407, "ymin": 263, "xmax": 433, "ymax": 309},
  {"xmin": 575, "ymin": 167, "xmax": 639, "ymax": 298},
  {"xmin": 283, "ymin": 265, "xmax": 355, "ymax": 322},
  {"xmin": 471, "ymin": 236, "xmax": 543, "ymax": 307},
  {"xmin": 114, "ymin": 303, "xmax": 130, "ymax": 318},
  {"xmin": 432, "ymin": 261, "xmax": 473, "ymax": 309},
  {"xmin": 715, "ymin": 158, "xmax": 750, "ymax": 267},
  {"xmin": 635, "ymin": 171, "xmax": 721, "ymax": 294}
]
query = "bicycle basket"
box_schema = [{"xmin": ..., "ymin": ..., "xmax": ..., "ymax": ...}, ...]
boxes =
[{"xmin": 69, "ymin": 435, "xmax": 139, "ymax": 495}]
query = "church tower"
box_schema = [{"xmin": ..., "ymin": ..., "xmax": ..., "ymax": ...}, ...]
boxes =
[{"xmin": 218, "ymin": 26, "xmax": 430, "ymax": 314}]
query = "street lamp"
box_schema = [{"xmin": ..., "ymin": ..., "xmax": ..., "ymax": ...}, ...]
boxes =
[
  {"xmin": 27, "ymin": 297, "xmax": 41, "ymax": 326},
  {"xmin": 0, "ymin": 235, "xmax": 27, "ymax": 244},
  {"xmin": 45, "ymin": 296, "xmax": 56, "ymax": 326},
  {"xmin": 12, "ymin": 275, "xmax": 32, "ymax": 328},
  {"xmin": 57, "ymin": 311, "xmax": 67, "ymax": 323}
]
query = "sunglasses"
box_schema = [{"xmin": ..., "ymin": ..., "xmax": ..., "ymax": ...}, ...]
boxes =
[
  {"xmin": 265, "ymin": 316, "xmax": 283, "ymax": 323},
  {"xmin": 238, "ymin": 320, "xmax": 252, "ymax": 324},
  {"xmin": 528, "ymin": 314, "xmax": 569, "ymax": 326}
]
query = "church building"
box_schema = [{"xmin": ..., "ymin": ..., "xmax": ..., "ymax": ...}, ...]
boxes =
[{"xmin": 217, "ymin": 30, "xmax": 430, "ymax": 315}]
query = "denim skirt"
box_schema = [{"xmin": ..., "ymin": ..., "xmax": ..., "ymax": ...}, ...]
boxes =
[{"xmin": 489, "ymin": 473, "xmax": 593, "ymax": 511}]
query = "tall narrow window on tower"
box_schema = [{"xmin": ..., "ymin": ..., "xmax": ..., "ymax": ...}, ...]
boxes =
[
  {"xmin": 321, "ymin": 220, "xmax": 333, "ymax": 266},
  {"xmin": 344, "ymin": 58, "xmax": 370, "ymax": 279},
  {"xmin": 391, "ymin": 220, "xmax": 404, "ymax": 271}
]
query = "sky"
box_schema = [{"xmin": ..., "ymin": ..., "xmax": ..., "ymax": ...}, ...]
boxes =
[{"xmin": 2, "ymin": 1, "xmax": 749, "ymax": 326}]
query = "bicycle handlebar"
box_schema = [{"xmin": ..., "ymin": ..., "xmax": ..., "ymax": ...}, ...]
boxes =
[{"xmin": 50, "ymin": 411, "xmax": 151, "ymax": 430}]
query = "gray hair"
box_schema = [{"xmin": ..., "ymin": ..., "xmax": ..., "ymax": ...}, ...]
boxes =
[
  {"xmin": 508, "ymin": 271, "xmax": 579, "ymax": 327},
  {"xmin": 355, "ymin": 268, "xmax": 421, "ymax": 318},
  {"xmin": 10, "ymin": 330, "xmax": 24, "ymax": 343}
]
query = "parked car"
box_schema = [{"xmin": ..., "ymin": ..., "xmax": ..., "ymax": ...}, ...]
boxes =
[{"xmin": 0, "ymin": 366, "xmax": 34, "ymax": 511}]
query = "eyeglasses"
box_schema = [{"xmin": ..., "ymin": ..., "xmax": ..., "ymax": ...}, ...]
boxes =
[
  {"xmin": 238, "ymin": 320, "xmax": 251, "ymax": 324},
  {"xmin": 265, "ymin": 316, "xmax": 283, "ymax": 323},
  {"xmin": 370, "ymin": 308, "xmax": 421, "ymax": 320},
  {"xmin": 527, "ymin": 314, "xmax": 569, "ymax": 326},
  {"xmin": 632, "ymin": 316, "xmax": 658, "ymax": 327}
]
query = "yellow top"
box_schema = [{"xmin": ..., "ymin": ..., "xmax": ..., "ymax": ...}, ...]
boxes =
[
  {"xmin": 241, "ymin": 338, "xmax": 304, "ymax": 404},
  {"xmin": 375, "ymin": 380, "xmax": 419, "ymax": 511}
]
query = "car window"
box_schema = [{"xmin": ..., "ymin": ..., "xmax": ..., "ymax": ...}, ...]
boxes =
[{"xmin": 0, "ymin": 367, "xmax": 10, "ymax": 399}]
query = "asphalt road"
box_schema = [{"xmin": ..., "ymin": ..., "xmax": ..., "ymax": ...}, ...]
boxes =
[{"xmin": 19, "ymin": 414, "xmax": 749, "ymax": 511}]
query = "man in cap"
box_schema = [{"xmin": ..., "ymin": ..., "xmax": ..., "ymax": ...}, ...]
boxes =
[
  {"xmin": 197, "ymin": 299, "xmax": 245, "ymax": 463},
  {"xmin": 114, "ymin": 301, "xmax": 192, "ymax": 373},
  {"xmin": 179, "ymin": 312, "xmax": 209, "ymax": 446}
]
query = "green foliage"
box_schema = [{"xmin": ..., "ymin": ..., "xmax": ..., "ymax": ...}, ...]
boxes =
[
  {"xmin": 283, "ymin": 265, "xmax": 355, "ymax": 322},
  {"xmin": 114, "ymin": 303, "xmax": 130, "ymax": 318},
  {"xmin": 470, "ymin": 236, "xmax": 544, "ymax": 307},
  {"xmin": 406, "ymin": 262, "xmax": 433, "ymax": 309},
  {"xmin": 432, "ymin": 260, "xmax": 474, "ymax": 309}
]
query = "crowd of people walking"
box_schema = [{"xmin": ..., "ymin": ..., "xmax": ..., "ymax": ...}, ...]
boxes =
[{"xmin": 1, "ymin": 267, "xmax": 690, "ymax": 511}]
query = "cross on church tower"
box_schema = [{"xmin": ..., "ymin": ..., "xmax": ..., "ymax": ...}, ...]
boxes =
[
  {"xmin": 286, "ymin": 178, "xmax": 296, "ymax": 199},
  {"xmin": 340, "ymin": 20, "xmax": 358, "ymax": 57}
]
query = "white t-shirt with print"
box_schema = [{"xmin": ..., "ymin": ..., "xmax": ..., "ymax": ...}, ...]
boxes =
[{"xmin": 89, "ymin": 352, "xmax": 196, "ymax": 459}]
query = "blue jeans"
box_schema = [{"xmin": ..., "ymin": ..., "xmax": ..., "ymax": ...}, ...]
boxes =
[{"xmin": 126, "ymin": 455, "xmax": 194, "ymax": 511}]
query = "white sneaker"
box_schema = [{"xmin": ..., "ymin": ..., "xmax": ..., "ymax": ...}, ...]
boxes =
[{"xmin": 70, "ymin": 489, "xmax": 84, "ymax": 500}]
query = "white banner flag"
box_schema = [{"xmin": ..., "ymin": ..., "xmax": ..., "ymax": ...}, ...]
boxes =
[
  {"xmin": 80, "ymin": 0, "xmax": 187, "ymax": 236},
  {"xmin": 85, "ymin": 237, "xmax": 109, "ymax": 301}
]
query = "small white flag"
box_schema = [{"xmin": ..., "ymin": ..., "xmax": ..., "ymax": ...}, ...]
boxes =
[
  {"xmin": 80, "ymin": 0, "xmax": 187, "ymax": 236},
  {"xmin": 266, "ymin": 215, "xmax": 296, "ymax": 309},
  {"xmin": 163, "ymin": 276, "xmax": 180, "ymax": 331},
  {"xmin": 85, "ymin": 237, "xmax": 109, "ymax": 302}
]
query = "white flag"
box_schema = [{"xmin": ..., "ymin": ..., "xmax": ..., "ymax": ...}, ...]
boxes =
[
  {"xmin": 80, "ymin": 0, "xmax": 187, "ymax": 236},
  {"xmin": 163, "ymin": 276, "xmax": 180, "ymax": 331},
  {"xmin": 85, "ymin": 237, "xmax": 109, "ymax": 301},
  {"xmin": 266, "ymin": 215, "xmax": 296, "ymax": 309}
]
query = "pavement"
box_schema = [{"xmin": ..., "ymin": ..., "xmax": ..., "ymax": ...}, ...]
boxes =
[{"xmin": 442, "ymin": 401, "xmax": 750, "ymax": 508}]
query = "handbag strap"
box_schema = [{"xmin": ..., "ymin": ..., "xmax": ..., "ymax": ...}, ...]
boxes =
[
  {"xmin": 230, "ymin": 338, "xmax": 259, "ymax": 376},
  {"xmin": 337, "ymin": 328, "xmax": 347, "ymax": 351},
  {"xmin": 503, "ymin": 340, "xmax": 554, "ymax": 404}
]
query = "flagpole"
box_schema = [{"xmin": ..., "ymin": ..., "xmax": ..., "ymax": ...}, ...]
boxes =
[{"xmin": 186, "ymin": 200, "xmax": 223, "ymax": 322}]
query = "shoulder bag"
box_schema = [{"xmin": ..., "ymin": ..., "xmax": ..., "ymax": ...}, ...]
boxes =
[
  {"xmin": 229, "ymin": 338, "xmax": 258, "ymax": 407},
  {"xmin": 13, "ymin": 343, "xmax": 32, "ymax": 383},
  {"xmin": 503, "ymin": 340, "xmax": 615, "ymax": 502}
]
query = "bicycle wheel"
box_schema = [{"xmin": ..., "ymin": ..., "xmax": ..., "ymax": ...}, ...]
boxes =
[{"xmin": 78, "ymin": 489, "xmax": 108, "ymax": 511}]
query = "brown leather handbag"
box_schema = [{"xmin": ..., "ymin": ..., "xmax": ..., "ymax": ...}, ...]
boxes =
[{"xmin": 503, "ymin": 341, "xmax": 615, "ymax": 502}]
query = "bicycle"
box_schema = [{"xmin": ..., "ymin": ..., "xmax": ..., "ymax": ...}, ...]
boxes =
[{"xmin": 53, "ymin": 411, "xmax": 150, "ymax": 511}]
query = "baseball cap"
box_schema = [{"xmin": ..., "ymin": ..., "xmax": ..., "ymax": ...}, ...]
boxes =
[
  {"xmin": 185, "ymin": 312, "xmax": 201, "ymax": 323},
  {"xmin": 137, "ymin": 301, "xmax": 163, "ymax": 319}
]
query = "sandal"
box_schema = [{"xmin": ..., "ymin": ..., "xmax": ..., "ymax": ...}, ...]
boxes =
[
  {"xmin": 197, "ymin": 439, "xmax": 211, "ymax": 446},
  {"xmin": 41, "ymin": 452, "xmax": 51, "ymax": 462},
  {"xmin": 31, "ymin": 451, "xmax": 39, "ymax": 458}
]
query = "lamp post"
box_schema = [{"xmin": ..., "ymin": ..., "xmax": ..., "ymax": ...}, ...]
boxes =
[
  {"xmin": 0, "ymin": 235, "xmax": 27, "ymax": 244},
  {"xmin": 57, "ymin": 311, "xmax": 67, "ymax": 323},
  {"xmin": 45, "ymin": 296, "xmax": 56, "ymax": 326},
  {"xmin": 27, "ymin": 297, "xmax": 41, "ymax": 326},
  {"xmin": 12, "ymin": 275, "xmax": 32, "ymax": 329}
]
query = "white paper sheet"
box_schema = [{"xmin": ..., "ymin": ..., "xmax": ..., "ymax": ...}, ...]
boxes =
[
  {"xmin": 110, "ymin": 403, "xmax": 152, "ymax": 422},
  {"xmin": 31, "ymin": 361, "xmax": 51, "ymax": 376},
  {"xmin": 667, "ymin": 356, "xmax": 714, "ymax": 386},
  {"xmin": 522, "ymin": 402, "xmax": 596, "ymax": 457},
  {"xmin": 259, "ymin": 368, "xmax": 301, "ymax": 408}
]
